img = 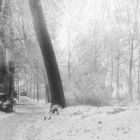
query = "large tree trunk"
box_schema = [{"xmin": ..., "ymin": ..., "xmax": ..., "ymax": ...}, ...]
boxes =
[{"xmin": 28, "ymin": 0, "xmax": 66, "ymax": 107}]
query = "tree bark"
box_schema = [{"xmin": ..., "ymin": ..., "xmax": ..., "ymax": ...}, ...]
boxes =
[{"xmin": 28, "ymin": 0, "xmax": 66, "ymax": 107}]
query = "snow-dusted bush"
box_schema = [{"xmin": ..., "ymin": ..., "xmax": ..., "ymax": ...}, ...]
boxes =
[{"xmin": 65, "ymin": 74, "xmax": 113, "ymax": 106}]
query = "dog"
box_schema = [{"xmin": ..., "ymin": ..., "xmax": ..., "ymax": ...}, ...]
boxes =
[{"xmin": 44, "ymin": 104, "xmax": 61, "ymax": 120}]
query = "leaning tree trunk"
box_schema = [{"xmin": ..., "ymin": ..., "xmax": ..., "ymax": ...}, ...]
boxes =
[{"xmin": 28, "ymin": 0, "xmax": 66, "ymax": 107}]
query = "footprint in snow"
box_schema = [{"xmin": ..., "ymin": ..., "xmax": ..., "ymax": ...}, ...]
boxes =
[{"xmin": 98, "ymin": 121, "xmax": 102, "ymax": 124}]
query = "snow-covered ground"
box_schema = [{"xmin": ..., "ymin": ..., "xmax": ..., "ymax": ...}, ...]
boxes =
[
  {"xmin": 0, "ymin": 111, "xmax": 14, "ymax": 121},
  {"xmin": 0, "ymin": 97, "xmax": 140, "ymax": 140},
  {"xmin": 37, "ymin": 106, "xmax": 140, "ymax": 140},
  {"xmin": 0, "ymin": 97, "xmax": 48, "ymax": 140}
]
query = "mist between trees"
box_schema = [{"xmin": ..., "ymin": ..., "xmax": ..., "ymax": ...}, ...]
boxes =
[{"xmin": 0, "ymin": 0, "xmax": 140, "ymax": 108}]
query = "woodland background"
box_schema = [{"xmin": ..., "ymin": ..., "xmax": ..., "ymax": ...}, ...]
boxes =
[{"xmin": 0, "ymin": 0, "xmax": 140, "ymax": 106}]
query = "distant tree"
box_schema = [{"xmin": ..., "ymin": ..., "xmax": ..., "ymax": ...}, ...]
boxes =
[
  {"xmin": 0, "ymin": 0, "xmax": 16, "ymax": 111},
  {"xmin": 127, "ymin": 0, "xmax": 138, "ymax": 102},
  {"xmin": 28, "ymin": 0, "xmax": 66, "ymax": 107}
]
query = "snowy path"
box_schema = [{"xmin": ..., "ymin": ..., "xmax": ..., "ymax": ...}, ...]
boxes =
[{"xmin": 0, "ymin": 99, "xmax": 48, "ymax": 140}]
